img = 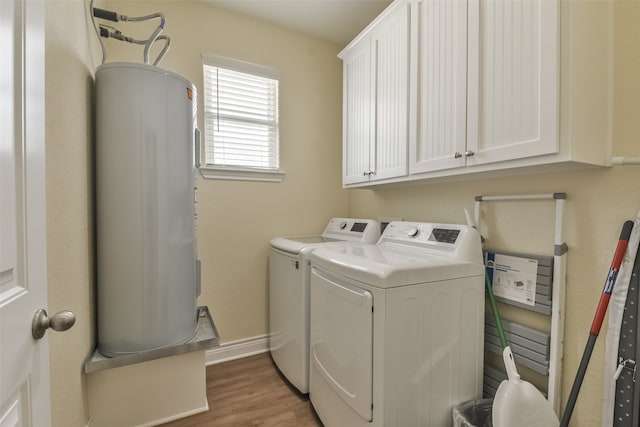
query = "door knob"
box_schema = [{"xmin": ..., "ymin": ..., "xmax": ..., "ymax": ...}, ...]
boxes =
[
  {"xmin": 454, "ymin": 152, "xmax": 462, "ymax": 158},
  {"xmin": 465, "ymin": 150, "xmax": 475, "ymax": 157},
  {"xmin": 32, "ymin": 309, "xmax": 76, "ymax": 339}
]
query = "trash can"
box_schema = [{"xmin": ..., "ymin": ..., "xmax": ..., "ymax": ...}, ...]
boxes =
[{"xmin": 452, "ymin": 399, "xmax": 494, "ymax": 427}]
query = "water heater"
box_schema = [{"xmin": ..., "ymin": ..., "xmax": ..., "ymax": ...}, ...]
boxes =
[{"xmin": 95, "ymin": 62, "xmax": 198, "ymax": 356}]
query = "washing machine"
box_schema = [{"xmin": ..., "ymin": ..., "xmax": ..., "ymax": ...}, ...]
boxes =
[
  {"xmin": 269, "ymin": 218, "xmax": 380, "ymax": 394},
  {"xmin": 309, "ymin": 221, "xmax": 485, "ymax": 427}
]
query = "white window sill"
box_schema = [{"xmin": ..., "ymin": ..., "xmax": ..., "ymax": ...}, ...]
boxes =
[{"xmin": 199, "ymin": 166, "xmax": 286, "ymax": 182}]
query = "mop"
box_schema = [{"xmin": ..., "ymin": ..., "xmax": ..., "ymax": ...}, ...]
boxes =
[
  {"xmin": 465, "ymin": 207, "xmax": 559, "ymax": 426},
  {"xmin": 485, "ymin": 272, "xmax": 560, "ymax": 427}
]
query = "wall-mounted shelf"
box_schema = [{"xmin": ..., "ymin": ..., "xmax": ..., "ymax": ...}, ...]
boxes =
[{"xmin": 84, "ymin": 306, "xmax": 219, "ymax": 374}]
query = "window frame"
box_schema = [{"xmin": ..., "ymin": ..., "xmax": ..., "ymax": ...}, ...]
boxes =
[{"xmin": 200, "ymin": 54, "xmax": 285, "ymax": 182}]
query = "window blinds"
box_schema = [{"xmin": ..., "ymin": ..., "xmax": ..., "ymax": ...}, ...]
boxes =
[{"xmin": 203, "ymin": 57, "xmax": 279, "ymax": 169}]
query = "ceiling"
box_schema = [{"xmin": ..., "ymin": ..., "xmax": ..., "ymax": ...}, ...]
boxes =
[{"xmin": 202, "ymin": 0, "xmax": 393, "ymax": 47}]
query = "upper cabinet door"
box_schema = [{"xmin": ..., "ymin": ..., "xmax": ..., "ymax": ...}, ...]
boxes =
[
  {"xmin": 410, "ymin": 0, "xmax": 468, "ymax": 174},
  {"xmin": 369, "ymin": 1, "xmax": 410, "ymax": 181},
  {"xmin": 342, "ymin": 37, "xmax": 373, "ymax": 185},
  {"xmin": 466, "ymin": 0, "xmax": 559, "ymax": 166}
]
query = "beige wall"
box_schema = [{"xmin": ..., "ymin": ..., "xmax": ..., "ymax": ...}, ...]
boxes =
[
  {"xmin": 348, "ymin": 3, "xmax": 640, "ymax": 426},
  {"xmin": 45, "ymin": 0, "xmax": 100, "ymax": 426},
  {"xmin": 45, "ymin": 1, "xmax": 346, "ymax": 425},
  {"xmin": 44, "ymin": 0, "xmax": 639, "ymax": 426},
  {"xmin": 103, "ymin": 0, "xmax": 348, "ymax": 343},
  {"xmin": 349, "ymin": 168, "xmax": 640, "ymax": 425}
]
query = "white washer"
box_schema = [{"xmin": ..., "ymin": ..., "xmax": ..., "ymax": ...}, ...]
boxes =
[
  {"xmin": 269, "ymin": 218, "xmax": 380, "ymax": 394},
  {"xmin": 309, "ymin": 221, "xmax": 485, "ymax": 426}
]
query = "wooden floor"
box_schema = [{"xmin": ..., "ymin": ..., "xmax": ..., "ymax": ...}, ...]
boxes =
[{"xmin": 159, "ymin": 353, "xmax": 323, "ymax": 427}]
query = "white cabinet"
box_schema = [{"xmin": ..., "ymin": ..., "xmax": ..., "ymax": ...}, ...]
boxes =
[
  {"xmin": 468, "ymin": 0, "xmax": 559, "ymax": 167},
  {"xmin": 410, "ymin": 0, "xmax": 559, "ymax": 174},
  {"xmin": 342, "ymin": 0, "xmax": 611, "ymax": 187},
  {"xmin": 342, "ymin": 37, "xmax": 372, "ymax": 185},
  {"xmin": 409, "ymin": 0, "xmax": 468, "ymax": 173},
  {"xmin": 341, "ymin": 0, "xmax": 410, "ymax": 185}
]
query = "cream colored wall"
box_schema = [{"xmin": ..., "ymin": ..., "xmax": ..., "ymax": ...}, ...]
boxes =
[
  {"xmin": 348, "ymin": 2, "xmax": 640, "ymax": 425},
  {"xmin": 103, "ymin": 0, "xmax": 348, "ymax": 343},
  {"xmin": 45, "ymin": 0, "xmax": 638, "ymax": 426},
  {"xmin": 46, "ymin": 1, "xmax": 345, "ymax": 425},
  {"xmin": 45, "ymin": 1, "xmax": 101, "ymax": 426}
]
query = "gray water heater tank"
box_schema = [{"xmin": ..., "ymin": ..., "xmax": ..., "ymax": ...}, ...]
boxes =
[{"xmin": 95, "ymin": 62, "xmax": 198, "ymax": 356}]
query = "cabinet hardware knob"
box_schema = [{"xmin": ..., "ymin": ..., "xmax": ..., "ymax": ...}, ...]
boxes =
[
  {"xmin": 454, "ymin": 152, "xmax": 462, "ymax": 159},
  {"xmin": 465, "ymin": 151, "xmax": 475, "ymax": 157}
]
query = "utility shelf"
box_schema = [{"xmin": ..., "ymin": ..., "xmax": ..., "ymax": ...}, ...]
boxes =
[{"xmin": 84, "ymin": 306, "xmax": 219, "ymax": 374}]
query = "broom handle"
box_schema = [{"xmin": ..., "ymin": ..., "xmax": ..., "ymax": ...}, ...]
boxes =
[
  {"xmin": 485, "ymin": 272, "xmax": 508, "ymax": 349},
  {"xmin": 560, "ymin": 220, "xmax": 634, "ymax": 427}
]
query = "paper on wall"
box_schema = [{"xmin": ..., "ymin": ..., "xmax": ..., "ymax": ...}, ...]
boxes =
[{"xmin": 486, "ymin": 252, "xmax": 538, "ymax": 306}]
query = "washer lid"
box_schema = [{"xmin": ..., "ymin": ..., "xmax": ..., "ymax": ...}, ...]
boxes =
[
  {"xmin": 310, "ymin": 244, "xmax": 484, "ymax": 288},
  {"xmin": 271, "ymin": 236, "xmax": 341, "ymax": 255},
  {"xmin": 270, "ymin": 218, "xmax": 380, "ymax": 255}
]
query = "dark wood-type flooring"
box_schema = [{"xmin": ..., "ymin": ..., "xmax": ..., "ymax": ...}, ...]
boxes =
[{"xmin": 159, "ymin": 353, "xmax": 323, "ymax": 427}]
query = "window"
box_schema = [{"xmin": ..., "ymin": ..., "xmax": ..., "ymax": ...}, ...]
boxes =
[{"xmin": 201, "ymin": 55, "xmax": 283, "ymax": 182}]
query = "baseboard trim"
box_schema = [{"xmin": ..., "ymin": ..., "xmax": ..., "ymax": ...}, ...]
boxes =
[
  {"xmin": 137, "ymin": 404, "xmax": 209, "ymax": 427},
  {"xmin": 205, "ymin": 335, "xmax": 269, "ymax": 365}
]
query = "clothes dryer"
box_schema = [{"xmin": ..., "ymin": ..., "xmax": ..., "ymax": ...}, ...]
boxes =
[
  {"xmin": 309, "ymin": 221, "xmax": 485, "ymax": 426},
  {"xmin": 269, "ymin": 218, "xmax": 380, "ymax": 394}
]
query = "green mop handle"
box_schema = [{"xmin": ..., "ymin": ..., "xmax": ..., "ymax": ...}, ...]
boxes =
[{"xmin": 485, "ymin": 271, "xmax": 508, "ymax": 349}]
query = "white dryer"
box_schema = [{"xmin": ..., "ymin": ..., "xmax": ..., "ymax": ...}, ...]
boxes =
[
  {"xmin": 309, "ymin": 221, "xmax": 485, "ymax": 426},
  {"xmin": 269, "ymin": 218, "xmax": 380, "ymax": 394}
]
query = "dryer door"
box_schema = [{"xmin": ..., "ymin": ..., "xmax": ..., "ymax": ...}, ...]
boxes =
[{"xmin": 310, "ymin": 268, "xmax": 373, "ymax": 421}]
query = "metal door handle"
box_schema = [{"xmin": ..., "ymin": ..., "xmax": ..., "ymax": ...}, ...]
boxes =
[
  {"xmin": 454, "ymin": 152, "xmax": 462, "ymax": 159},
  {"xmin": 32, "ymin": 309, "xmax": 76, "ymax": 339},
  {"xmin": 465, "ymin": 150, "xmax": 475, "ymax": 157}
]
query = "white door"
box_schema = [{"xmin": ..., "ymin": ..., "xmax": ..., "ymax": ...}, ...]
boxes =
[
  {"xmin": 466, "ymin": 0, "xmax": 558, "ymax": 165},
  {"xmin": 370, "ymin": 0, "xmax": 409, "ymax": 182},
  {"xmin": 0, "ymin": 0, "xmax": 51, "ymax": 426},
  {"xmin": 310, "ymin": 269, "xmax": 373, "ymax": 422},
  {"xmin": 268, "ymin": 249, "xmax": 310, "ymax": 393},
  {"xmin": 341, "ymin": 37, "xmax": 373, "ymax": 185},
  {"xmin": 409, "ymin": 0, "xmax": 468, "ymax": 174}
]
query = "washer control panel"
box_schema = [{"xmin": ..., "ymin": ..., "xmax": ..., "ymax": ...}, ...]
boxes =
[
  {"xmin": 385, "ymin": 222, "xmax": 463, "ymax": 244},
  {"xmin": 322, "ymin": 218, "xmax": 381, "ymax": 243},
  {"xmin": 380, "ymin": 221, "xmax": 481, "ymax": 264},
  {"xmin": 429, "ymin": 228, "xmax": 461, "ymax": 244},
  {"xmin": 407, "ymin": 227, "xmax": 420, "ymax": 238}
]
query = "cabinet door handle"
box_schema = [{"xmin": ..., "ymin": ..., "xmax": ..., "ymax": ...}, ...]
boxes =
[
  {"xmin": 465, "ymin": 150, "xmax": 475, "ymax": 157},
  {"xmin": 454, "ymin": 152, "xmax": 462, "ymax": 159}
]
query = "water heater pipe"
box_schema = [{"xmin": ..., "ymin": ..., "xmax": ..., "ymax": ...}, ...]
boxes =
[{"xmin": 89, "ymin": 1, "xmax": 171, "ymax": 66}]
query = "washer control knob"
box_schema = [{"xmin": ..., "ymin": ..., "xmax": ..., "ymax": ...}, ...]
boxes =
[
  {"xmin": 408, "ymin": 227, "xmax": 420, "ymax": 238},
  {"xmin": 339, "ymin": 221, "xmax": 348, "ymax": 230}
]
